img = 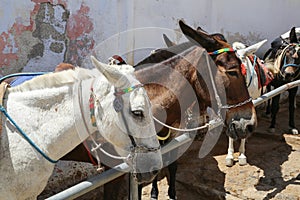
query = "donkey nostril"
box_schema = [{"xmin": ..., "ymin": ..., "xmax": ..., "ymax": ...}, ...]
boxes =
[{"xmin": 246, "ymin": 124, "xmax": 254, "ymax": 133}]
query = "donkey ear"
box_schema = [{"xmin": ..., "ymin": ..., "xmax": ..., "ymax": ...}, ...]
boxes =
[
  {"xmin": 289, "ymin": 27, "xmax": 298, "ymax": 43},
  {"xmin": 163, "ymin": 34, "xmax": 176, "ymax": 47},
  {"xmin": 179, "ymin": 20, "xmax": 221, "ymax": 51},
  {"xmin": 90, "ymin": 56, "xmax": 130, "ymax": 88},
  {"xmin": 236, "ymin": 39, "xmax": 267, "ymax": 57}
]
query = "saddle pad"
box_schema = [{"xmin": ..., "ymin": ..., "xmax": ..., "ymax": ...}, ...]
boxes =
[
  {"xmin": 10, "ymin": 75, "xmax": 38, "ymax": 87},
  {"xmin": 248, "ymin": 56, "xmax": 274, "ymax": 88},
  {"xmin": 0, "ymin": 74, "xmax": 40, "ymax": 135}
]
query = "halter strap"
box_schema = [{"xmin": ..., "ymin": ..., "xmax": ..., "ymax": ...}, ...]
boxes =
[
  {"xmin": 114, "ymin": 84, "xmax": 144, "ymax": 96},
  {"xmin": 208, "ymin": 48, "xmax": 235, "ymax": 55},
  {"xmin": 282, "ymin": 55, "xmax": 300, "ymax": 69},
  {"xmin": 88, "ymin": 82, "xmax": 160, "ymax": 165}
]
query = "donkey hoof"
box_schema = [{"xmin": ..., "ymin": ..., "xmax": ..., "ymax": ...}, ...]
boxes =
[
  {"xmin": 226, "ymin": 158, "xmax": 234, "ymax": 167},
  {"xmin": 268, "ymin": 128, "xmax": 275, "ymax": 133},
  {"xmin": 168, "ymin": 187, "xmax": 176, "ymax": 200},
  {"xmin": 289, "ymin": 128, "xmax": 299, "ymax": 135},
  {"xmin": 238, "ymin": 157, "xmax": 247, "ymax": 166}
]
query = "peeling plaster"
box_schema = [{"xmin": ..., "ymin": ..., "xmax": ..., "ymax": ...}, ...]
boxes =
[
  {"xmin": 23, "ymin": 2, "xmax": 69, "ymax": 72},
  {"xmin": 65, "ymin": 3, "xmax": 94, "ymax": 66},
  {"xmin": 1, "ymin": 0, "xmax": 300, "ymax": 74},
  {"xmin": 0, "ymin": 1, "xmax": 95, "ymax": 74}
]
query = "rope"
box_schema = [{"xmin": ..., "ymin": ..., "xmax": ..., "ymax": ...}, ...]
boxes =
[
  {"xmin": 153, "ymin": 116, "xmax": 209, "ymax": 132},
  {"xmin": 0, "ymin": 105, "xmax": 58, "ymax": 163}
]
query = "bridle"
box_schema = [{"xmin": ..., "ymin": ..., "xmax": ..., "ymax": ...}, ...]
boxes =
[
  {"xmin": 86, "ymin": 80, "xmax": 160, "ymax": 174},
  {"xmin": 152, "ymin": 47, "xmax": 253, "ymax": 139},
  {"xmin": 112, "ymin": 84, "xmax": 161, "ymax": 154},
  {"xmin": 280, "ymin": 43, "xmax": 300, "ymax": 79},
  {"xmin": 208, "ymin": 47, "xmax": 253, "ymax": 109}
]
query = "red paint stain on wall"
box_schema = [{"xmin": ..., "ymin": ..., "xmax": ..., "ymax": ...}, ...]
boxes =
[
  {"xmin": 0, "ymin": 33, "xmax": 18, "ymax": 67},
  {"xmin": 66, "ymin": 3, "xmax": 94, "ymax": 65},
  {"xmin": 67, "ymin": 4, "xmax": 93, "ymax": 40}
]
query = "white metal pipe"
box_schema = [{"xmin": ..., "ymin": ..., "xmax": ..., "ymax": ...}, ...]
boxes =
[
  {"xmin": 253, "ymin": 80, "xmax": 300, "ymax": 107},
  {"xmin": 46, "ymin": 163, "xmax": 130, "ymax": 200}
]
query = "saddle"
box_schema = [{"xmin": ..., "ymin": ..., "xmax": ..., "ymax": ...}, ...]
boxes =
[
  {"xmin": 0, "ymin": 75, "xmax": 40, "ymax": 135},
  {"xmin": 248, "ymin": 55, "xmax": 274, "ymax": 88},
  {"xmin": 0, "ymin": 63, "xmax": 76, "ymax": 136}
]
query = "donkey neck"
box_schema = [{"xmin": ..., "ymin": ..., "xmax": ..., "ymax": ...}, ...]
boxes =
[
  {"xmin": 135, "ymin": 46, "xmax": 209, "ymax": 122},
  {"xmin": 4, "ymin": 70, "xmax": 98, "ymax": 161}
]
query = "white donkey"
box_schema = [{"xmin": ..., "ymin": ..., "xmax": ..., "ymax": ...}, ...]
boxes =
[
  {"xmin": 233, "ymin": 39, "xmax": 268, "ymax": 99},
  {"xmin": 0, "ymin": 56, "xmax": 162, "ymax": 200}
]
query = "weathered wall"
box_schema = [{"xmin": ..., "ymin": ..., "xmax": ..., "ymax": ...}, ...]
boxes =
[{"xmin": 1, "ymin": 0, "xmax": 299, "ymax": 73}]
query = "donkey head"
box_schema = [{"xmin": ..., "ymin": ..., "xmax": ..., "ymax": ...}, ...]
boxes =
[
  {"xmin": 179, "ymin": 20, "xmax": 257, "ymax": 140},
  {"xmin": 280, "ymin": 27, "xmax": 300, "ymax": 82}
]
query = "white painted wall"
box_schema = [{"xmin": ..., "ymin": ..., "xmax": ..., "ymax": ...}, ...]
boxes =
[{"xmin": 1, "ymin": 0, "xmax": 300, "ymax": 72}]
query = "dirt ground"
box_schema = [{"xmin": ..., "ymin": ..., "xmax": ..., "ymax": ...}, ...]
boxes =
[
  {"xmin": 141, "ymin": 99, "xmax": 300, "ymax": 200},
  {"xmin": 40, "ymin": 97, "xmax": 300, "ymax": 200}
]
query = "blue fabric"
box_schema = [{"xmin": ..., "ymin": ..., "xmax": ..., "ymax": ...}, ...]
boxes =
[{"xmin": 10, "ymin": 75, "xmax": 38, "ymax": 87}]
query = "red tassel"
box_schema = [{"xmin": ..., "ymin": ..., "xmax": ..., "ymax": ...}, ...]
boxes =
[{"xmin": 241, "ymin": 63, "xmax": 247, "ymax": 76}]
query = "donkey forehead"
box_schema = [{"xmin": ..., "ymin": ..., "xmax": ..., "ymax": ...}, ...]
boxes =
[
  {"xmin": 129, "ymin": 88, "xmax": 148, "ymax": 111},
  {"xmin": 216, "ymin": 52, "xmax": 241, "ymax": 67}
]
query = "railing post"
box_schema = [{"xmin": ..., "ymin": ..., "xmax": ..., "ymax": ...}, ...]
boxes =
[{"xmin": 129, "ymin": 173, "xmax": 139, "ymax": 200}]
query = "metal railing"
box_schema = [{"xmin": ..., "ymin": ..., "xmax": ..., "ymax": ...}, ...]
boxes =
[
  {"xmin": 46, "ymin": 133, "xmax": 193, "ymax": 200},
  {"xmin": 46, "ymin": 79, "xmax": 300, "ymax": 200}
]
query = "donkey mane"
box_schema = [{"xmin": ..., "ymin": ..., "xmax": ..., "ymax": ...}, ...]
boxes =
[
  {"xmin": 9, "ymin": 67, "xmax": 96, "ymax": 92},
  {"xmin": 135, "ymin": 41, "xmax": 194, "ymax": 68}
]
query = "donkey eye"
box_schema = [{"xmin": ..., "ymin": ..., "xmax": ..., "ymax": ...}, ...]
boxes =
[
  {"xmin": 132, "ymin": 110, "xmax": 144, "ymax": 118},
  {"xmin": 226, "ymin": 70, "xmax": 238, "ymax": 77}
]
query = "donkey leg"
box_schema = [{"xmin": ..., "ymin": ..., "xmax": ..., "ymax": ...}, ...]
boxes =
[
  {"xmin": 288, "ymin": 87, "xmax": 298, "ymax": 134},
  {"xmin": 138, "ymin": 184, "xmax": 143, "ymax": 200},
  {"xmin": 226, "ymin": 137, "xmax": 235, "ymax": 167},
  {"xmin": 150, "ymin": 175, "xmax": 159, "ymax": 200},
  {"xmin": 269, "ymin": 94, "xmax": 280, "ymax": 132},
  {"xmin": 265, "ymin": 85, "xmax": 272, "ymax": 115},
  {"xmin": 168, "ymin": 161, "xmax": 177, "ymax": 200},
  {"xmin": 238, "ymin": 139, "xmax": 247, "ymax": 166}
]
